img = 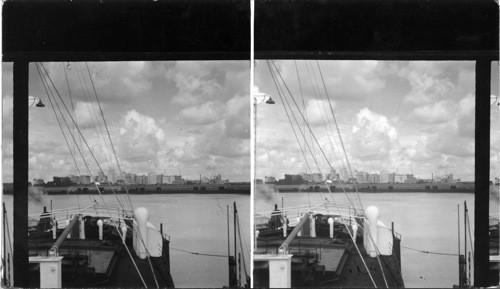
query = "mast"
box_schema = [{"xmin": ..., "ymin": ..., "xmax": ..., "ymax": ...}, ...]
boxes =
[
  {"xmin": 227, "ymin": 205, "xmax": 231, "ymax": 285},
  {"xmin": 12, "ymin": 61, "xmax": 30, "ymax": 288},
  {"xmin": 464, "ymin": 201, "xmax": 467, "ymax": 286},
  {"xmin": 233, "ymin": 201, "xmax": 237, "ymax": 286}
]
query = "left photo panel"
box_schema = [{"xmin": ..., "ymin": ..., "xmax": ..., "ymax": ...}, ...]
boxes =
[{"xmin": 2, "ymin": 61, "xmax": 251, "ymax": 287}]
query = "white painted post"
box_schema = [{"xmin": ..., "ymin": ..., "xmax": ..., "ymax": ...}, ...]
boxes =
[
  {"xmin": 52, "ymin": 218, "xmax": 57, "ymax": 240},
  {"xmin": 121, "ymin": 223, "xmax": 127, "ymax": 243},
  {"xmin": 310, "ymin": 214, "xmax": 316, "ymax": 237},
  {"xmin": 282, "ymin": 216, "xmax": 287, "ymax": 237},
  {"xmin": 328, "ymin": 217, "xmax": 334, "ymax": 239},
  {"xmin": 79, "ymin": 216, "xmax": 85, "ymax": 239},
  {"xmin": 97, "ymin": 220, "xmax": 103, "ymax": 240},
  {"xmin": 29, "ymin": 256, "xmax": 64, "ymax": 288},
  {"xmin": 134, "ymin": 207, "xmax": 149, "ymax": 259},
  {"xmin": 255, "ymin": 230, "xmax": 259, "ymax": 250},
  {"xmin": 352, "ymin": 222, "xmax": 358, "ymax": 243},
  {"xmin": 253, "ymin": 254, "xmax": 293, "ymax": 288}
]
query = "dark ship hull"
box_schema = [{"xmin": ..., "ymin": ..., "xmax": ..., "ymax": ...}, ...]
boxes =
[
  {"xmin": 254, "ymin": 210, "xmax": 404, "ymax": 288},
  {"xmin": 27, "ymin": 211, "xmax": 174, "ymax": 288}
]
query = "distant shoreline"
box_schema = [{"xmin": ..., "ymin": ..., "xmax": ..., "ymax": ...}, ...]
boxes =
[
  {"xmin": 259, "ymin": 182, "xmax": 491, "ymax": 193},
  {"xmin": 2, "ymin": 183, "xmax": 251, "ymax": 195}
]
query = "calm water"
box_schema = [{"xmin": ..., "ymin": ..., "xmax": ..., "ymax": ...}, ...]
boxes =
[
  {"xmin": 3, "ymin": 193, "xmax": 250, "ymax": 288},
  {"xmin": 255, "ymin": 191, "xmax": 495, "ymax": 288}
]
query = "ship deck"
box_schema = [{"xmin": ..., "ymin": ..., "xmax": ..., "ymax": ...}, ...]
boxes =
[
  {"xmin": 28, "ymin": 237, "xmax": 174, "ymax": 287},
  {"xmin": 255, "ymin": 236, "xmax": 404, "ymax": 288}
]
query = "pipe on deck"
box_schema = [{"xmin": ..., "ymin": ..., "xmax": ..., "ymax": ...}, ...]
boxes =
[
  {"xmin": 279, "ymin": 213, "xmax": 310, "ymax": 254},
  {"xmin": 49, "ymin": 214, "xmax": 79, "ymax": 256}
]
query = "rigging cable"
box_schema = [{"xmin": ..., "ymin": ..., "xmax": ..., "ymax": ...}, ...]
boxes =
[
  {"xmin": 76, "ymin": 63, "xmax": 127, "ymax": 209},
  {"xmin": 38, "ymin": 63, "xmax": 126, "ymax": 210},
  {"xmin": 236, "ymin": 212, "xmax": 249, "ymax": 280},
  {"xmin": 85, "ymin": 62, "xmax": 135, "ymax": 212},
  {"xmin": 401, "ymin": 245, "xmax": 459, "ymax": 256},
  {"xmin": 316, "ymin": 60, "xmax": 364, "ymax": 212},
  {"xmin": 170, "ymin": 247, "xmax": 228, "ymax": 258},
  {"xmin": 37, "ymin": 63, "xmax": 149, "ymax": 287},
  {"xmin": 84, "ymin": 62, "xmax": 159, "ymax": 286},
  {"xmin": 267, "ymin": 61, "xmax": 323, "ymax": 204},
  {"xmin": 63, "ymin": 63, "xmax": 81, "ymax": 209},
  {"xmin": 270, "ymin": 60, "xmax": 359, "ymax": 212},
  {"xmin": 36, "ymin": 63, "xmax": 95, "ymax": 205},
  {"xmin": 268, "ymin": 61, "xmax": 377, "ymax": 288}
]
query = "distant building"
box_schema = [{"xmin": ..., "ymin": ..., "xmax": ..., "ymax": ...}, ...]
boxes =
[
  {"xmin": 148, "ymin": 172, "xmax": 157, "ymax": 185},
  {"xmin": 48, "ymin": 176, "xmax": 74, "ymax": 187},
  {"xmin": 380, "ymin": 171, "xmax": 389, "ymax": 183},
  {"xmin": 368, "ymin": 173, "xmax": 380, "ymax": 183},
  {"xmin": 81, "ymin": 175, "xmax": 91, "ymax": 185},
  {"xmin": 339, "ymin": 168, "xmax": 349, "ymax": 182},
  {"xmin": 137, "ymin": 175, "xmax": 148, "ymax": 185},
  {"xmin": 388, "ymin": 173, "xmax": 396, "ymax": 183},
  {"xmin": 395, "ymin": 174, "xmax": 407, "ymax": 183},
  {"xmin": 442, "ymin": 173, "xmax": 454, "ymax": 183},
  {"xmin": 107, "ymin": 169, "xmax": 117, "ymax": 184},
  {"xmin": 156, "ymin": 174, "xmax": 163, "ymax": 184},
  {"xmin": 265, "ymin": 176, "xmax": 276, "ymax": 184},
  {"xmin": 97, "ymin": 171, "xmax": 108, "ymax": 183},
  {"xmin": 33, "ymin": 179, "xmax": 45, "ymax": 186},
  {"xmin": 277, "ymin": 174, "xmax": 304, "ymax": 185},
  {"xmin": 355, "ymin": 170, "xmax": 369, "ymax": 183},
  {"xmin": 405, "ymin": 174, "xmax": 417, "ymax": 184}
]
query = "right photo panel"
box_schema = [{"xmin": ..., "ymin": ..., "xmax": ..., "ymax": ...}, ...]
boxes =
[{"xmin": 253, "ymin": 59, "xmax": 498, "ymax": 288}]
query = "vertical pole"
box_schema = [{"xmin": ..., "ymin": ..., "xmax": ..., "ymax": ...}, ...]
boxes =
[
  {"xmin": 468, "ymin": 251, "xmax": 471, "ymax": 287},
  {"xmin": 13, "ymin": 61, "xmax": 30, "ymax": 288},
  {"xmin": 474, "ymin": 59, "xmax": 490, "ymax": 287},
  {"xmin": 227, "ymin": 205, "xmax": 230, "ymax": 285},
  {"xmin": 233, "ymin": 201, "xmax": 237, "ymax": 286},
  {"xmin": 464, "ymin": 201, "xmax": 467, "ymax": 285},
  {"xmin": 238, "ymin": 252, "xmax": 241, "ymax": 287},
  {"xmin": 3, "ymin": 203, "xmax": 6, "ymax": 286}
]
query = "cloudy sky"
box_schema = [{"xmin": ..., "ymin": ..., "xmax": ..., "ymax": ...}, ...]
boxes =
[
  {"xmin": 255, "ymin": 60, "xmax": 499, "ymax": 182},
  {"xmin": 2, "ymin": 61, "xmax": 250, "ymax": 182}
]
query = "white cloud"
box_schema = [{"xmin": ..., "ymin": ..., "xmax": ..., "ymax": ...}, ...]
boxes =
[
  {"xmin": 398, "ymin": 62, "xmax": 454, "ymax": 104},
  {"xmin": 456, "ymin": 94, "xmax": 475, "ymax": 138},
  {"xmin": 410, "ymin": 100, "xmax": 457, "ymax": 124},
  {"xmin": 118, "ymin": 110, "xmax": 166, "ymax": 163},
  {"xmin": 73, "ymin": 101, "xmax": 103, "ymax": 128},
  {"xmin": 224, "ymin": 95, "xmax": 250, "ymax": 139},
  {"xmin": 176, "ymin": 101, "xmax": 222, "ymax": 125},
  {"xmin": 350, "ymin": 108, "xmax": 398, "ymax": 161}
]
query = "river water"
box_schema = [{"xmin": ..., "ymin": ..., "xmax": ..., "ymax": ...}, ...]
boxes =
[
  {"xmin": 3, "ymin": 190, "xmax": 497, "ymax": 287},
  {"xmin": 2, "ymin": 193, "xmax": 250, "ymax": 288},
  {"xmin": 255, "ymin": 190, "xmax": 498, "ymax": 288}
]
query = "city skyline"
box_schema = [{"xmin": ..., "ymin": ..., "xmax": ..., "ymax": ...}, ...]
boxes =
[
  {"xmin": 2, "ymin": 61, "xmax": 250, "ymax": 183},
  {"xmin": 255, "ymin": 60, "xmax": 500, "ymax": 182}
]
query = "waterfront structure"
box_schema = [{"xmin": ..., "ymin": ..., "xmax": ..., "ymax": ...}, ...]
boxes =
[
  {"xmin": 265, "ymin": 176, "xmax": 276, "ymax": 184},
  {"xmin": 156, "ymin": 174, "xmax": 163, "ymax": 184},
  {"xmin": 339, "ymin": 167, "xmax": 349, "ymax": 182},
  {"xmin": 148, "ymin": 172, "xmax": 157, "ymax": 185},
  {"xmin": 107, "ymin": 169, "xmax": 117, "ymax": 184}
]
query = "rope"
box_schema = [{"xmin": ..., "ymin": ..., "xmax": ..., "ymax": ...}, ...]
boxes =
[
  {"xmin": 236, "ymin": 213, "xmax": 249, "ymax": 279},
  {"xmin": 85, "ymin": 62, "xmax": 135, "ymax": 212},
  {"xmin": 170, "ymin": 247, "xmax": 227, "ymax": 258},
  {"xmin": 38, "ymin": 63, "xmax": 126, "ymax": 210},
  {"xmin": 465, "ymin": 211, "xmax": 474, "ymax": 259},
  {"xmin": 267, "ymin": 60, "xmax": 377, "ymax": 287},
  {"xmin": 401, "ymin": 245, "xmax": 459, "ymax": 256},
  {"xmin": 37, "ymin": 63, "xmax": 148, "ymax": 287}
]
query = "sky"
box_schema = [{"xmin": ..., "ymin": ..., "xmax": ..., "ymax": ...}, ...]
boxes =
[
  {"xmin": 2, "ymin": 61, "xmax": 250, "ymax": 183},
  {"xmin": 255, "ymin": 60, "xmax": 499, "ymax": 182}
]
